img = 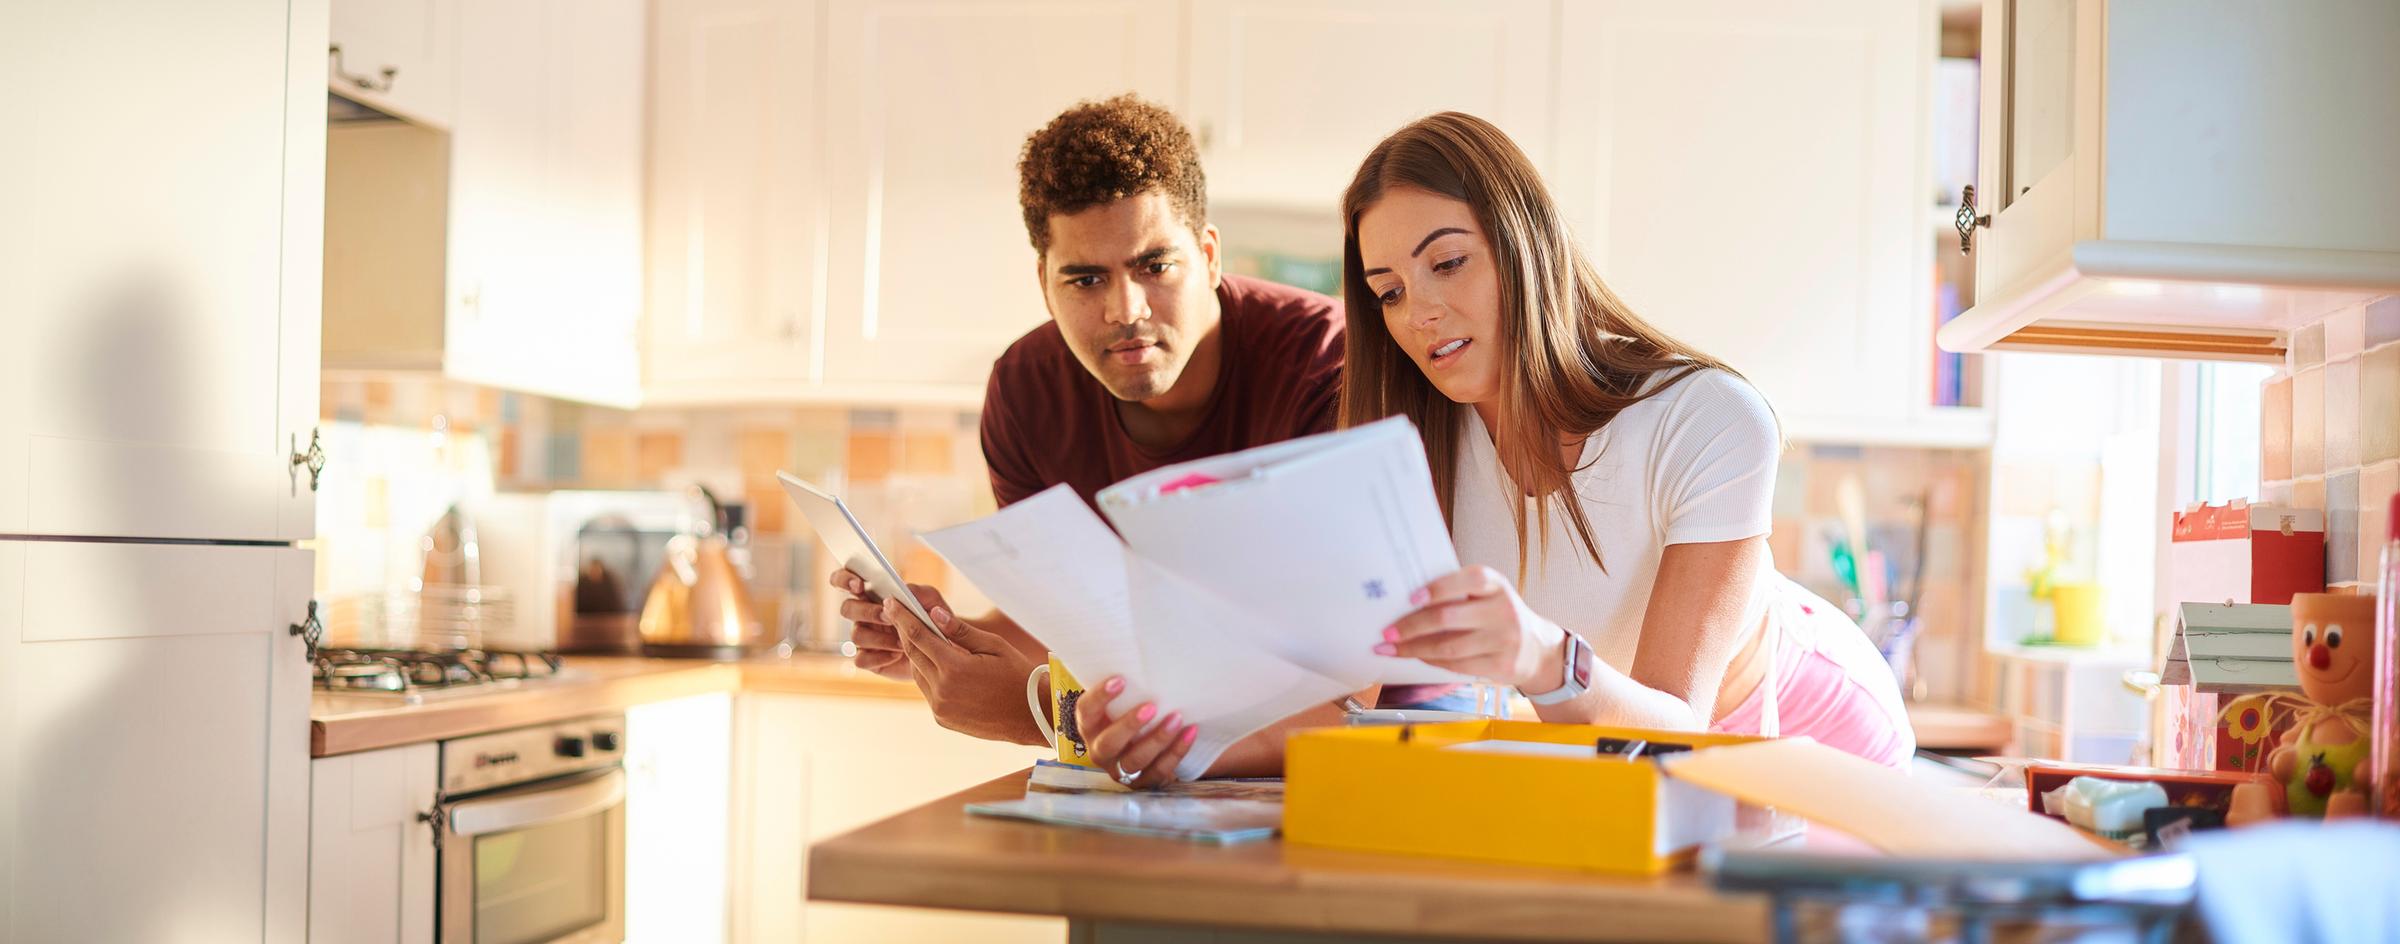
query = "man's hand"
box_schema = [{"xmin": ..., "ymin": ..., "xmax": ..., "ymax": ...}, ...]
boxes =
[
  {"xmin": 879, "ymin": 583, "xmax": 1048, "ymax": 746},
  {"xmin": 829, "ymin": 569, "xmax": 912, "ymax": 682}
]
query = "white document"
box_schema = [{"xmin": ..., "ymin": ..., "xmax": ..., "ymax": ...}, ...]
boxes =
[
  {"xmin": 918, "ymin": 416, "xmax": 1464, "ymax": 781},
  {"xmin": 1100, "ymin": 416, "xmax": 1465, "ymax": 688}
]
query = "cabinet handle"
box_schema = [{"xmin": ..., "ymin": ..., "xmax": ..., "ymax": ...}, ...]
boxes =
[
  {"xmin": 417, "ymin": 807, "xmax": 445, "ymax": 853},
  {"xmin": 288, "ymin": 600, "xmax": 324, "ymax": 662},
  {"xmin": 327, "ymin": 44, "xmax": 399, "ymax": 94},
  {"xmin": 290, "ymin": 427, "xmax": 327, "ymax": 494},
  {"xmin": 1954, "ymin": 185, "xmax": 1991, "ymax": 255}
]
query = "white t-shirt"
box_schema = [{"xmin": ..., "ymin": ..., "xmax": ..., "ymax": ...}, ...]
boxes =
[{"xmin": 1450, "ymin": 368, "xmax": 1781, "ymax": 675}]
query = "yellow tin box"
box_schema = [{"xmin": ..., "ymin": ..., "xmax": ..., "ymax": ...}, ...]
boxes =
[{"xmin": 1283, "ymin": 720, "xmax": 1772, "ymax": 874}]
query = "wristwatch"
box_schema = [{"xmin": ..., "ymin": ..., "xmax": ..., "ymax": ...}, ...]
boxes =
[{"xmin": 1524, "ymin": 631, "xmax": 1594, "ymax": 705}]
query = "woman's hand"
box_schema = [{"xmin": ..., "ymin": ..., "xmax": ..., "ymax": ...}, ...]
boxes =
[
  {"xmin": 1072, "ymin": 676, "xmax": 1200, "ymax": 790},
  {"xmin": 1376, "ymin": 566, "xmax": 1567, "ymax": 693}
]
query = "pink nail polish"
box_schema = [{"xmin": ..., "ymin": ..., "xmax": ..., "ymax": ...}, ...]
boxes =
[
  {"xmin": 1382, "ymin": 626, "xmax": 1400, "ymax": 643},
  {"xmin": 1372, "ymin": 643, "xmax": 1397, "ymax": 656},
  {"xmin": 1410, "ymin": 588, "xmax": 1429, "ymax": 605},
  {"xmin": 1161, "ymin": 711, "xmax": 1182, "ymax": 728},
  {"xmin": 1106, "ymin": 677, "xmax": 1126, "ymax": 694},
  {"xmin": 1180, "ymin": 726, "xmax": 1199, "ymax": 745},
  {"xmin": 1136, "ymin": 704, "xmax": 1157, "ymax": 722}
]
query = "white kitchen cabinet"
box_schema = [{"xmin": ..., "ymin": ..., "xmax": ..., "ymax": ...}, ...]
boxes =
[
  {"xmin": 626, "ymin": 692, "xmax": 735, "ymax": 944},
  {"xmin": 1186, "ymin": 0, "xmax": 1557, "ymax": 211},
  {"xmin": 0, "ymin": 0, "xmax": 324, "ymax": 541},
  {"xmin": 329, "ymin": 0, "xmax": 461, "ymax": 128},
  {"xmin": 444, "ymin": 0, "xmax": 646, "ymax": 408},
  {"xmin": 309, "ymin": 742, "xmax": 440, "ymax": 944},
  {"xmin": 1939, "ymin": 0, "xmax": 2400, "ymax": 363},
  {"xmin": 808, "ymin": 0, "xmax": 1186, "ymax": 402},
  {"xmin": 0, "ymin": 544, "xmax": 316, "ymax": 941},
  {"xmin": 1554, "ymin": 0, "xmax": 1979, "ymax": 446},
  {"xmin": 642, "ymin": 0, "xmax": 831, "ymax": 407},
  {"xmin": 730, "ymin": 693, "xmax": 1054, "ymax": 943}
]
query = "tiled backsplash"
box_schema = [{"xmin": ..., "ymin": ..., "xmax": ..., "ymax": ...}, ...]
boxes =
[
  {"xmin": 2259, "ymin": 295, "xmax": 2400, "ymax": 590},
  {"xmin": 319, "ymin": 376, "xmax": 1985, "ymax": 701}
]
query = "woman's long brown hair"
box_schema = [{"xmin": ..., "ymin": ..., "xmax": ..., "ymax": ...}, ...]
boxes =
[{"xmin": 1338, "ymin": 112, "xmax": 1751, "ymax": 576}]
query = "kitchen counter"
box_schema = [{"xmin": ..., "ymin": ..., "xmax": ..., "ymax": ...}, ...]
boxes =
[
  {"xmin": 808, "ymin": 772, "xmax": 1775, "ymax": 944},
  {"xmin": 310, "ymin": 653, "xmax": 917, "ymax": 756}
]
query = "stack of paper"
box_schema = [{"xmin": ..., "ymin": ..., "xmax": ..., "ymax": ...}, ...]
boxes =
[{"xmin": 920, "ymin": 417, "xmax": 1464, "ymax": 780}]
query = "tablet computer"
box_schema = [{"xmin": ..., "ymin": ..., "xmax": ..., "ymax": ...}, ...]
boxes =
[{"xmin": 776, "ymin": 471, "xmax": 941, "ymax": 633}]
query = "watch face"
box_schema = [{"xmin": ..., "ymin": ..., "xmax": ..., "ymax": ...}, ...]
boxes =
[{"xmin": 1570, "ymin": 638, "xmax": 1594, "ymax": 690}]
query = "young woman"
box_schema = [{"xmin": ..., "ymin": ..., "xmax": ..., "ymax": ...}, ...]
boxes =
[{"xmin": 1347, "ymin": 113, "xmax": 1913, "ymax": 765}]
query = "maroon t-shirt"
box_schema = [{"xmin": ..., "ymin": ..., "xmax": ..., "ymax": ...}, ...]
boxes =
[{"xmin": 980, "ymin": 275, "xmax": 1343, "ymax": 509}]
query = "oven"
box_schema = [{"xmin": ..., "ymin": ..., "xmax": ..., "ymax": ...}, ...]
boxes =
[{"xmin": 436, "ymin": 715, "xmax": 628, "ymax": 944}]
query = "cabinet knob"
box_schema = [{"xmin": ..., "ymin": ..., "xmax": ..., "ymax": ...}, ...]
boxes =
[
  {"xmin": 327, "ymin": 43, "xmax": 399, "ymax": 94},
  {"xmin": 288, "ymin": 600, "xmax": 324, "ymax": 661},
  {"xmin": 290, "ymin": 427, "xmax": 327, "ymax": 494},
  {"xmin": 1955, "ymin": 185, "xmax": 1992, "ymax": 255}
]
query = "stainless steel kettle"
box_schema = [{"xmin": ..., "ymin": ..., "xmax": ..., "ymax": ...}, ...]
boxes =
[{"xmin": 637, "ymin": 486, "xmax": 766, "ymax": 659}]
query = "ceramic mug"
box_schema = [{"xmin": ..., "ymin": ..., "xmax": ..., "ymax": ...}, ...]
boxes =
[{"xmin": 1025, "ymin": 654, "xmax": 1088, "ymax": 765}]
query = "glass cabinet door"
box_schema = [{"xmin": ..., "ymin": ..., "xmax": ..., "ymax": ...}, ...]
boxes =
[{"xmin": 2004, "ymin": 0, "xmax": 2075, "ymax": 210}]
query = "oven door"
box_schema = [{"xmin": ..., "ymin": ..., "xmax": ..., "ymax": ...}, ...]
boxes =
[{"xmin": 439, "ymin": 767, "xmax": 627, "ymax": 944}]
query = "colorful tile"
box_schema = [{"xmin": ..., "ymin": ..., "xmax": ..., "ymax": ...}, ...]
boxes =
[
  {"xmin": 2293, "ymin": 322, "xmax": 2327, "ymax": 370},
  {"xmin": 736, "ymin": 429, "xmax": 792, "ymax": 483},
  {"xmin": 2366, "ymin": 296, "xmax": 2400, "ymax": 349},
  {"xmin": 2365, "ymin": 344, "xmax": 2400, "ymax": 465},
  {"xmin": 2261, "ymin": 374, "xmax": 2293, "ymax": 482},
  {"xmin": 2362, "ymin": 463, "xmax": 2397, "ymax": 584},
  {"xmin": 580, "ymin": 428, "xmax": 633, "ymax": 488},
  {"xmin": 2326, "ymin": 304, "xmax": 2367, "ymax": 362},
  {"xmin": 2295, "ymin": 477, "xmax": 2326, "ymax": 513},
  {"xmin": 744, "ymin": 475, "xmax": 788, "ymax": 534},
  {"xmin": 2294, "ymin": 367, "xmax": 2325, "ymax": 477},
  {"xmin": 636, "ymin": 431, "xmax": 683, "ymax": 484},
  {"xmin": 901, "ymin": 431, "xmax": 955, "ymax": 476},
  {"xmin": 2324, "ymin": 358, "xmax": 2361, "ymax": 472},
  {"xmin": 846, "ymin": 430, "xmax": 896, "ymax": 482},
  {"xmin": 2328, "ymin": 471, "xmax": 2360, "ymax": 584}
]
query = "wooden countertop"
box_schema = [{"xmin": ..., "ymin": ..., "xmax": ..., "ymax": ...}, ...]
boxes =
[
  {"xmin": 808, "ymin": 772, "xmax": 1773, "ymax": 943},
  {"xmin": 310, "ymin": 653, "xmax": 917, "ymax": 757}
]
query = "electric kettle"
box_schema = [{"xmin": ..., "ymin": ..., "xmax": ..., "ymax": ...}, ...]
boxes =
[{"xmin": 636, "ymin": 486, "xmax": 767, "ymax": 659}]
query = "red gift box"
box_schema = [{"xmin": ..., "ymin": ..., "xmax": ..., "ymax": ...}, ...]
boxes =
[{"xmin": 2168, "ymin": 502, "xmax": 2325, "ymax": 606}]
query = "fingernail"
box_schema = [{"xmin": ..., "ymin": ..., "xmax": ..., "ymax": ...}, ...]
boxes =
[
  {"xmin": 1105, "ymin": 677, "xmax": 1126, "ymax": 694},
  {"xmin": 1410, "ymin": 588, "xmax": 1429, "ymax": 605},
  {"xmin": 931, "ymin": 606, "xmax": 952, "ymax": 627},
  {"xmin": 1382, "ymin": 626, "xmax": 1400, "ymax": 643},
  {"xmin": 1372, "ymin": 643, "xmax": 1397, "ymax": 656},
  {"xmin": 1180, "ymin": 726, "xmax": 1199, "ymax": 745},
  {"xmin": 1161, "ymin": 711, "xmax": 1182, "ymax": 728},
  {"xmin": 1135, "ymin": 704, "xmax": 1157, "ymax": 723}
]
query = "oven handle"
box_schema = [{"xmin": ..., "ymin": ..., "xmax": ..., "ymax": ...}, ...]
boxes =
[{"xmin": 447, "ymin": 768, "xmax": 626, "ymax": 838}]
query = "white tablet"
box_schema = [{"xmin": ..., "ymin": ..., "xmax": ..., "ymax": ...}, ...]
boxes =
[{"xmin": 776, "ymin": 471, "xmax": 941, "ymax": 633}]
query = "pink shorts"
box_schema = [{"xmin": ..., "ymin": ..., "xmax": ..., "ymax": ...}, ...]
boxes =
[{"xmin": 1711, "ymin": 579, "xmax": 1916, "ymax": 767}]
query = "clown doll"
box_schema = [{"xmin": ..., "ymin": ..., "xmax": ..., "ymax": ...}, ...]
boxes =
[{"xmin": 2228, "ymin": 592, "xmax": 2378, "ymax": 823}]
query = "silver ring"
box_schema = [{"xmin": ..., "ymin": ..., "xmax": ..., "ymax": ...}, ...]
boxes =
[{"xmin": 1114, "ymin": 763, "xmax": 1141, "ymax": 786}]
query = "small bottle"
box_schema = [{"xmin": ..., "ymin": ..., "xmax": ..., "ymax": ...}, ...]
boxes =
[{"xmin": 2374, "ymin": 492, "xmax": 2399, "ymax": 818}]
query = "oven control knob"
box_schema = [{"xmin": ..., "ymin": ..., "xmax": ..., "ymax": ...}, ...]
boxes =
[
  {"xmin": 555, "ymin": 735, "xmax": 587, "ymax": 758},
  {"xmin": 592, "ymin": 731, "xmax": 620, "ymax": 752}
]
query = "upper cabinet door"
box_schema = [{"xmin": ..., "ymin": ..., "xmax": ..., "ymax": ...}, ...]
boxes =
[
  {"xmin": 1556, "ymin": 0, "xmax": 1931, "ymax": 439},
  {"xmin": 0, "ymin": 0, "xmax": 324, "ymax": 542},
  {"xmin": 329, "ymin": 0, "xmax": 461, "ymax": 128},
  {"xmin": 643, "ymin": 0, "xmax": 826, "ymax": 405},
  {"xmin": 816, "ymin": 0, "xmax": 1184, "ymax": 401},
  {"xmin": 448, "ymin": 0, "xmax": 645, "ymax": 409},
  {"xmin": 1187, "ymin": 0, "xmax": 1557, "ymax": 210}
]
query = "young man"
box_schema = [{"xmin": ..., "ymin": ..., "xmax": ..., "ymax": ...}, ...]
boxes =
[{"xmin": 827, "ymin": 96, "xmax": 1406, "ymax": 784}]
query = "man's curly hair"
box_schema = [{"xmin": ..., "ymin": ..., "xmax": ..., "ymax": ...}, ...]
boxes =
[{"xmin": 1017, "ymin": 94, "xmax": 1208, "ymax": 257}]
